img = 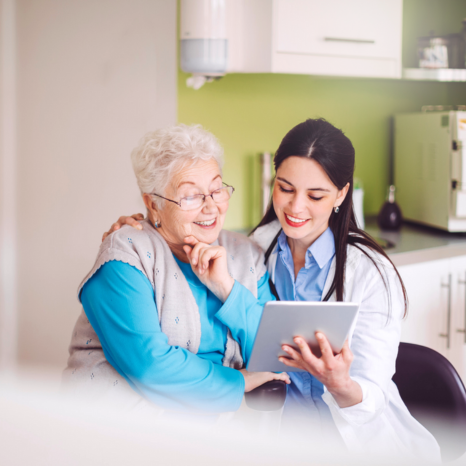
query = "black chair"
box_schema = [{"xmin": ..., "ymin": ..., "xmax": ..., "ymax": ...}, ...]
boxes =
[
  {"xmin": 244, "ymin": 379, "xmax": 287, "ymax": 411},
  {"xmin": 393, "ymin": 342, "xmax": 466, "ymax": 462}
]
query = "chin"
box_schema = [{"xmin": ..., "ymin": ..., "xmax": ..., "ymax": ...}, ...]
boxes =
[
  {"xmin": 281, "ymin": 219, "xmax": 316, "ymax": 241},
  {"xmin": 283, "ymin": 227, "xmax": 309, "ymax": 240},
  {"xmin": 196, "ymin": 227, "xmax": 222, "ymax": 244}
]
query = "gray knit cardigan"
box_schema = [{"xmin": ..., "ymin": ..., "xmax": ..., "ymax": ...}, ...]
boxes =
[{"xmin": 63, "ymin": 221, "xmax": 267, "ymax": 399}]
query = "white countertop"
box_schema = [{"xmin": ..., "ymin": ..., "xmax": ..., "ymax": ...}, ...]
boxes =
[{"xmin": 365, "ymin": 219, "xmax": 466, "ymax": 267}]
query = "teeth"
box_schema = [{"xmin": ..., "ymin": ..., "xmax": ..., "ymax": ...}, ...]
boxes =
[
  {"xmin": 285, "ymin": 214, "xmax": 307, "ymax": 223},
  {"xmin": 194, "ymin": 219, "xmax": 216, "ymax": 226}
]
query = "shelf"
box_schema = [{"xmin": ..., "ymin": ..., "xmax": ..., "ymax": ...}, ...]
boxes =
[{"xmin": 403, "ymin": 68, "xmax": 466, "ymax": 82}]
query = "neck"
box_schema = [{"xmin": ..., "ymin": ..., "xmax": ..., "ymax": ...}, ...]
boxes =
[
  {"xmin": 287, "ymin": 237, "xmax": 309, "ymax": 263},
  {"xmin": 169, "ymin": 244, "xmax": 189, "ymax": 263},
  {"xmin": 149, "ymin": 216, "xmax": 190, "ymax": 263},
  {"xmin": 287, "ymin": 224, "xmax": 328, "ymax": 263},
  {"xmin": 159, "ymin": 233, "xmax": 189, "ymax": 263}
]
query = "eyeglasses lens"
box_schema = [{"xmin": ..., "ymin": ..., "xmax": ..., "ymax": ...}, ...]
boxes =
[
  {"xmin": 212, "ymin": 186, "xmax": 232, "ymax": 203},
  {"xmin": 180, "ymin": 186, "xmax": 233, "ymax": 211},
  {"xmin": 180, "ymin": 197, "xmax": 204, "ymax": 211}
]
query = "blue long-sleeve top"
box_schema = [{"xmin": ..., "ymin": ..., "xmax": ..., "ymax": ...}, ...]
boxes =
[{"xmin": 80, "ymin": 258, "xmax": 275, "ymax": 413}]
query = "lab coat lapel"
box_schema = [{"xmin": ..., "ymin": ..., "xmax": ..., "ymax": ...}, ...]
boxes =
[{"xmin": 321, "ymin": 245, "xmax": 362, "ymax": 301}]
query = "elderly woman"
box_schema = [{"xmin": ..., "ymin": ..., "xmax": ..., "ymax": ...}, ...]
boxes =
[{"xmin": 64, "ymin": 124, "xmax": 289, "ymax": 412}]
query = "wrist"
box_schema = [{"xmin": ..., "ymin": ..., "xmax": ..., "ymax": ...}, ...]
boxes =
[
  {"xmin": 328, "ymin": 378, "xmax": 362, "ymax": 408},
  {"xmin": 217, "ymin": 277, "xmax": 235, "ymax": 303},
  {"xmin": 328, "ymin": 376, "xmax": 353, "ymax": 397},
  {"xmin": 224, "ymin": 277, "xmax": 235, "ymax": 301}
]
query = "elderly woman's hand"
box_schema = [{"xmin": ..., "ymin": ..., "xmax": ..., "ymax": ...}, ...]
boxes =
[
  {"xmin": 183, "ymin": 236, "xmax": 234, "ymax": 303},
  {"xmin": 240, "ymin": 369, "xmax": 290, "ymax": 392},
  {"xmin": 280, "ymin": 333, "xmax": 362, "ymax": 408},
  {"xmin": 101, "ymin": 213, "xmax": 144, "ymax": 242}
]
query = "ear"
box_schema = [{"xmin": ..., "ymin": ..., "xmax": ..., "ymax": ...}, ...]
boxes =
[
  {"xmin": 142, "ymin": 193, "xmax": 159, "ymax": 223},
  {"xmin": 334, "ymin": 182, "xmax": 350, "ymax": 208}
]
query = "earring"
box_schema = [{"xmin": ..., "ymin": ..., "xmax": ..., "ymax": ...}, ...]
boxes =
[
  {"xmin": 154, "ymin": 220, "xmax": 160, "ymax": 228},
  {"xmin": 334, "ymin": 206, "xmax": 339, "ymax": 213}
]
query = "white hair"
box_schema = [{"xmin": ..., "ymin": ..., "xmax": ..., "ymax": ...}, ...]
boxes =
[{"xmin": 131, "ymin": 124, "xmax": 224, "ymax": 207}]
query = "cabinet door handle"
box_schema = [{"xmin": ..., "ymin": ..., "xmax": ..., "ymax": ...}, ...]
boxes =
[
  {"xmin": 439, "ymin": 274, "xmax": 452, "ymax": 349},
  {"xmin": 323, "ymin": 37, "xmax": 375, "ymax": 44},
  {"xmin": 458, "ymin": 274, "xmax": 466, "ymax": 343}
]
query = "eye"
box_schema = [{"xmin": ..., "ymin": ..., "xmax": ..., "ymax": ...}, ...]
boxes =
[
  {"xmin": 279, "ymin": 185, "xmax": 293, "ymax": 193},
  {"xmin": 179, "ymin": 188, "xmax": 201, "ymax": 198},
  {"xmin": 183, "ymin": 195, "xmax": 202, "ymax": 205},
  {"xmin": 309, "ymin": 196, "xmax": 323, "ymax": 201}
]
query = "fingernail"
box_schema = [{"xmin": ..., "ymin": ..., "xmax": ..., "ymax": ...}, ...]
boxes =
[
  {"xmin": 136, "ymin": 225, "xmax": 142, "ymax": 230},
  {"xmin": 316, "ymin": 333, "xmax": 323, "ymax": 339}
]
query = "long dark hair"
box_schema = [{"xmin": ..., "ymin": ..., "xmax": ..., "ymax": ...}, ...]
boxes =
[{"xmin": 252, "ymin": 119, "xmax": 407, "ymax": 317}]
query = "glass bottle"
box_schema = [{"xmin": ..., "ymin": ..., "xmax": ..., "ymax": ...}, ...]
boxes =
[{"xmin": 377, "ymin": 185, "xmax": 403, "ymax": 231}]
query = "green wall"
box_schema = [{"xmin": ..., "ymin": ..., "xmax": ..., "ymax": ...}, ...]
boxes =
[{"xmin": 178, "ymin": 0, "xmax": 466, "ymax": 231}]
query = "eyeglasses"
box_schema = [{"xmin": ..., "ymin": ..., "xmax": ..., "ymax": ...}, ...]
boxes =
[{"xmin": 149, "ymin": 183, "xmax": 235, "ymax": 211}]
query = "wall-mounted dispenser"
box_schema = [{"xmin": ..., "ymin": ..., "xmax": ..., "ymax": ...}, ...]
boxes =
[{"xmin": 180, "ymin": 0, "xmax": 227, "ymax": 89}]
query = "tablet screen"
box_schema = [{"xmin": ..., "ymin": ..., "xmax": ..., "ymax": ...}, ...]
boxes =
[{"xmin": 247, "ymin": 301, "xmax": 359, "ymax": 372}]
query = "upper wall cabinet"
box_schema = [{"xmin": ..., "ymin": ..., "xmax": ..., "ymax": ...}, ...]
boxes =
[{"xmin": 226, "ymin": 0, "xmax": 403, "ymax": 79}]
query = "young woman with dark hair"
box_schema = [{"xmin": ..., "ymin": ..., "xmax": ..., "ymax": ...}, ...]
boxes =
[
  {"xmin": 249, "ymin": 118, "xmax": 439, "ymax": 458},
  {"xmin": 105, "ymin": 119, "xmax": 440, "ymax": 461},
  {"xmin": 252, "ymin": 118, "xmax": 406, "ymax": 306}
]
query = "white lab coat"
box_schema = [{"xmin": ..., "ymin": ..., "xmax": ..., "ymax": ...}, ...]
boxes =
[{"xmin": 251, "ymin": 220, "xmax": 441, "ymax": 462}]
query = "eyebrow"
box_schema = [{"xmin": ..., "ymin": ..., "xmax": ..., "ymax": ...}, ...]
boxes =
[
  {"xmin": 277, "ymin": 176, "xmax": 330, "ymax": 192},
  {"xmin": 177, "ymin": 174, "xmax": 222, "ymax": 189}
]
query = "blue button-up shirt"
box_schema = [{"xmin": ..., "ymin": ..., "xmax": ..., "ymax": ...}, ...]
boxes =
[
  {"xmin": 275, "ymin": 227, "xmax": 335, "ymax": 303},
  {"xmin": 275, "ymin": 228, "xmax": 341, "ymax": 439}
]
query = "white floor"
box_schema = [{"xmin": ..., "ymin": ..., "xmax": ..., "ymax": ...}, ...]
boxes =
[{"xmin": 1, "ymin": 367, "xmax": 465, "ymax": 466}]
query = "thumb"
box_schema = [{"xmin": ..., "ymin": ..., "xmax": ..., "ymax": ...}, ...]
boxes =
[
  {"xmin": 183, "ymin": 245, "xmax": 192, "ymax": 261},
  {"xmin": 341, "ymin": 339, "xmax": 353, "ymax": 361}
]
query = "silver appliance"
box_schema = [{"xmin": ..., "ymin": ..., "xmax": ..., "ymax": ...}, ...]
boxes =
[{"xmin": 394, "ymin": 111, "xmax": 466, "ymax": 232}]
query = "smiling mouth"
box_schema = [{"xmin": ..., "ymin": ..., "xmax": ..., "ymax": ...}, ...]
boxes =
[
  {"xmin": 194, "ymin": 218, "xmax": 217, "ymax": 228},
  {"xmin": 284, "ymin": 213, "xmax": 310, "ymax": 227}
]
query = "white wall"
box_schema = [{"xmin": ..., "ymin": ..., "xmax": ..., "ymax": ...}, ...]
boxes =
[
  {"xmin": 0, "ymin": 0, "xmax": 18, "ymax": 371},
  {"xmin": 1, "ymin": 0, "xmax": 176, "ymax": 368}
]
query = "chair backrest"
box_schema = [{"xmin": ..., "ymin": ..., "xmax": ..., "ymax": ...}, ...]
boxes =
[
  {"xmin": 244, "ymin": 380, "xmax": 287, "ymax": 411},
  {"xmin": 393, "ymin": 342, "xmax": 466, "ymax": 462}
]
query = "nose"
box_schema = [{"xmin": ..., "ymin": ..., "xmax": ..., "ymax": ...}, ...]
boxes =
[
  {"xmin": 202, "ymin": 194, "xmax": 219, "ymax": 213},
  {"xmin": 289, "ymin": 192, "xmax": 307, "ymax": 213}
]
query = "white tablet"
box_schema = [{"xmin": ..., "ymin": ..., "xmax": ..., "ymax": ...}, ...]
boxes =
[{"xmin": 247, "ymin": 301, "xmax": 359, "ymax": 373}]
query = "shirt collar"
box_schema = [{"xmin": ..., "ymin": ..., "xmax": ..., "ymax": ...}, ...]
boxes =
[
  {"xmin": 309, "ymin": 227, "xmax": 335, "ymax": 269},
  {"xmin": 277, "ymin": 227, "xmax": 335, "ymax": 270},
  {"xmin": 277, "ymin": 229, "xmax": 289, "ymax": 253}
]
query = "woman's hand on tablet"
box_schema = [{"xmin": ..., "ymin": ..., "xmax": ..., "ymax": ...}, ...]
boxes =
[
  {"xmin": 239, "ymin": 369, "xmax": 290, "ymax": 393},
  {"xmin": 102, "ymin": 213, "xmax": 144, "ymax": 241},
  {"xmin": 279, "ymin": 333, "xmax": 362, "ymax": 408}
]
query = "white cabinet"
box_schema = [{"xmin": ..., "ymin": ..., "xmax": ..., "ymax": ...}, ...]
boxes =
[
  {"xmin": 448, "ymin": 256, "xmax": 466, "ymax": 379},
  {"xmin": 398, "ymin": 256, "xmax": 466, "ymax": 382},
  {"xmin": 226, "ymin": 0, "xmax": 402, "ymax": 78}
]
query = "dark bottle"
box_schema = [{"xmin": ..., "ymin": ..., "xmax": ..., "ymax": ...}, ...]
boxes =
[{"xmin": 377, "ymin": 185, "xmax": 403, "ymax": 231}]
